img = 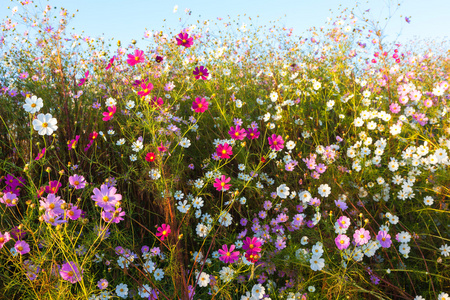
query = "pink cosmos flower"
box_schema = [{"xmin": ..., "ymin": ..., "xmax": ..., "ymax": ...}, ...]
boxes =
[
  {"xmin": 0, "ymin": 232, "xmax": 11, "ymax": 249},
  {"xmin": 1, "ymin": 192, "xmax": 18, "ymax": 207},
  {"xmin": 157, "ymin": 142, "xmax": 168, "ymax": 152},
  {"xmin": 68, "ymin": 135, "xmax": 80, "ymax": 150},
  {"xmin": 268, "ymin": 134, "xmax": 284, "ymax": 151},
  {"xmin": 228, "ymin": 125, "xmax": 247, "ymax": 140},
  {"xmin": 102, "ymin": 105, "xmax": 116, "ymax": 121},
  {"xmin": 213, "ymin": 175, "xmax": 231, "ymax": 191},
  {"xmin": 78, "ymin": 71, "xmax": 89, "ymax": 86},
  {"xmin": 127, "ymin": 49, "xmax": 145, "ymax": 66},
  {"xmin": 423, "ymin": 98, "xmax": 433, "ymax": 108},
  {"xmin": 91, "ymin": 184, "xmax": 122, "ymax": 212},
  {"xmin": 337, "ymin": 216, "xmax": 351, "ymax": 229},
  {"xmin": 176, "ymin": 32, "xmax": 193, "ymax": 48},
  {"xmin": 156, "ymin": 224, "xmax": 171, "ymax": 241},
  {"xmin": 246, "ymin": 128, "xmax": 260, "ymax": 140},
  {"xmin": 389, "ymin": 102, "xmax": 401, "ymax": 114},
  {"xmin": 376, "ymin": 230, "xmax": 392, "ymax": 248},
  {"xmin": 101, "ymin": 208, "xmax": 125, "ymax": 224},
  {"xmin": 216, "ymin": 143, "xmax": 233, "ymax": 159},
  {"xmin": 45, "ymin": 180, "xmax": 61, "ymax": 194},
  {"xmin": 353, "ymin": 228, "xmax": 371, "ymax": 246},
  {"xmin": 192, "ymin": 97, "xmax": 209, "ymax": 113},
  {"xmin": 193, "ymin": 66, "xmax": 209, "ymax": 80},
  {"xmin": 149, "ymin": 96, "xmax": 164, "ymax": 107},
  {"xmin": 66, "ymin": 205, "xmax": 82, "ymax": 221},
  {"xmin": 243, "ymin": 237, "xmax": 262, "ymax": 255},
  {"xmin": 69, "ymin": 174, "xmax": 86, "ymax": 189},
  {"xmin": 138, "ymin": 82, "xmax": 154, "ymax": 98},
  {"xmin": 218, "ymin": 244, "xmax": 240, "ymax": 264},
  {"xmin": 335, "ymin": 234, "xmax": 350, "ymax": 250},
  {"xmin": 35, "ymin": 148, "xmax": 46, "ymax": 161},
  {"xmin": 15, "ymin": 240, "xmax": 30, "ymax": 255},
  {"xmin": 105, "ymin": 56, "xmax": 115, "ymax": 70},
  {"xmin": 39, "ymin": 193, "xmax": 65, "ymax": 217},
  {"xmin": 60, "ymin": 261, "xmax": 83, "ymax": 284},
  {"xmin": 43, "ymin": 211, "xmax": 67, "ymax": 226}
]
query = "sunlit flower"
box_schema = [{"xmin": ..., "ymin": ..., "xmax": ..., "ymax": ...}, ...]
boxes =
[
  {"xmin": 176, "ymin": 32, "xmax": 193, "ymax": 48},
  {"xmin": 127, "ymin": 49, "xmax": 145, "ymax": 66},
  {"xmin": 32, "ymin": 113, "xmax": 58, "ymax": 135},
  {"xmin": 193, "ymin": 66, "xmax": 209, "ymax": 80},
  {"xmin": 60, "ymin": 261, "xmax": 83, "ymax": 284},
  {"xmin": 156, "ymin": 224, "xmax": 171, "ymax": 241},
  {"xmin": 23, "ymin": 95, "xmax": 43, "ymax": 113}
]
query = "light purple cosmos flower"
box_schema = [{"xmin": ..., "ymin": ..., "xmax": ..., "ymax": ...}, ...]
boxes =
[
  {"xmin": 15, "ymin": 240, "xmax": 30, "ymax": 255},
  {"xmin": 91, "ymin": 184, "xmax": 122, "ymax": 212},
  {"xmin": 60, "ymin": 261, "xmax": 83, "ymax": 284},
  {"xmin": 69, "ymin": 174, "xmax": 86, "ymax": 189}
]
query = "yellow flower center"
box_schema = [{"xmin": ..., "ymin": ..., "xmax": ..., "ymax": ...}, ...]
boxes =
[
  {"xmin": 0, "ymin": 237, "xmax": 4, "ymax": 243},
  {"xmin": 249, "ymin": 244, "xmax": 254, "ymax": 249},
  {"xmin": 74, "ymin": 181, "xmax": 79, "ymax": 185},
  {"xmin": 162, "ymin": 230, "xmax": 167, "ymax": 235},
  {"xmin": 135, "ymin": 56, "xmax": 139, "ymax": 61},
  {"xmin": 49, "ymin": 203, "xmax": 55, "ymax": 209},
  {"xmin": 340, "ymin": 240, "xmax": 344, "ymax": 244},
  {"xmin": 31, "ymin": 103, "xmax": 36, "ymax": 107},
  {"xmin": 18, "ymin": 246, "xmax": 23, "ymax": 251},
  {"xmin": 102, "ymin": 196, "xmax": 109, "ymax": 202},
  {"xmin": 42, "ymin": 122, "xmax": 48, "ymax": 128},
  {"xmin": 360, "ymin": 234, "xmax": 365, "ymax": 239},
  {"xmin": 226, "ymin": 251, "xmax": 230, "ymax": 256},
  {"xmin": 67, "ymin": 271, "xmax": 74, "ymax": 277}
]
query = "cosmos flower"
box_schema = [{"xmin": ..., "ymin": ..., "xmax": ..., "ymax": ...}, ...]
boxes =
[
  {"xmin": 268, "ymin": 134, "xmax": 284, "ymax": 151},
  {"xmin": 32, "ymin": 113, "xmax": 58, "ymax": 135},
  {"xmin": 216, "ymin": 143, "xmax": 233, "ymax": 159},
  {"xmin": 127, "ymin": 49, "xmax": 145, "ymax": 66},
  {"xmin": 193, "ymin": 66, "xmax": 209, "ymax": 80},
  {"xmin": 176, "ymin": 32, "xmax": 193, "ymax": 48},
  {"xmin": 213, "ymin": 175, "xmax": 231, "ymax": 191},
  {"xmin": 91, "ymin": 184, "xmax": 122, "ymax": 212},
  {"xmin": 59, "ymin": 261, "xmax": 83, "ymax": 284},
  {"xmin": 218, "ymin": 244, "xmax": 240, "ymax": 264},
  {"xmin": 102, "ymin": 105, "xmax": 116, "ymax": 121},
  {"xmin": 23, "ymin": 95, "xmax": 43, "ymax": 113},
  {"xmin": 192, "ymin": 97, "xmax": 209, "ymax": 113},
  {"xmin": 156, "ymin": 224, "xmax": 171, "ymax": 241}
]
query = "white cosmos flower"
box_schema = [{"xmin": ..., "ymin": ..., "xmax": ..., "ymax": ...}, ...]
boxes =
[
  {"xmin": 23, "ymin": 95, "xmax": 43, "ymax": 113},
  {"xmin": 276, "ymin": 184, "xmax": 290, "ymax": 199},
  {"xmin": 32, "ymin": 113, "xmax": 58, "ymax": 135}
]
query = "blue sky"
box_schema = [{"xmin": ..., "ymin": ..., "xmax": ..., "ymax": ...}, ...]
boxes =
[{"xmin": 1, "ymin": 0, "xmax": 449, "ymax": 48}]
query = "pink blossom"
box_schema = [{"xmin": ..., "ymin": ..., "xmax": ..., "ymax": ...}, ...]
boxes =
[{"xmin": 213, "ymin": 175, "xmax": 231, "ymax": 191}]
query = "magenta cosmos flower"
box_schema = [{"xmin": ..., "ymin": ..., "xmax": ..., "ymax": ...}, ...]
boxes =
[
  {"xmin": 268, "ymin": 134, "xmax": 284, "ymax": 151},
  {"xmin": 15, "ymin": 240, "xmax": 30, "ymax": 255},
  {"xmin": 138, "ymin": 82, "xmax": 154, "ymax": 98},
  {"xmin": 101, "ymin": 207, "xmax": 125, "ymax": 224},
  {"xmin": 91, "ymin": 184, "xmax": 122, "ymax": 212},
  {"xmin": 102, "ymin": 105, "xmax": 116, "ymax": 122},
  {"xmin": 213, "ymin": 175, "xmax": 231, "ymax": 192},
  {"xmin": 376, "ymin": 230, "xmax": 392, "ymax": 248},
  {"xmin": 127, "ymin": 49, "xmax": 145, "ymax": 66},
  {"xmin": 193, "ymin": 66, "xmax": 209, "ymax": 80},
  {"xmin": 243, "ymin": 237, "xmax": 262, "ymax": 255},
  {"xmin": 192, "ymin": 97, "xmax": 209, "ymax": 113},
  {"xmin": 35, "ymin": 147, "xmax": 46, "ymax": 161},
  {"xmin": 0, "ymin": 232, "xmax": 11, "ymax": 249},
  {"xmin": 216, "ymin": 143, "xmax": 233, "ymax": 159},
  {"xmin": 353, "ymin": 228, "xmax": 371, "ymax": 246},
  {"xmin": 156, "ymin": 224, "xmax": 171, "ymax": 241},
  {"xmin": 335, "ymin": 234, "xmax": 350, "ymax": 250},
  {"xmin": 229, "ymin": 125, "xmax": 247, "ymax": 140},
  {"xmin": 66, "ymin": 205, "xmax": 82, "ymax": 221},
  {"xmin": 69, "ymin": 174, "xmax": 86, "ymax": 190},
  {"xmin": 246, "ymin": 128, "xmax": 260, "ymax": 140},
  {"xmin": 60, "ymin": 261, "xmax": 83, "ymax": 284},
  {"xmin": 176, "ymin": 32, "xmax": 193, "ymax": 48},
  {"xmin": 45, "ymin": 180, "xmax": 61, "ymax": 194},
  {"xmin": 218, "ymin": 244, "xmax": 240, "ymax": 264}
]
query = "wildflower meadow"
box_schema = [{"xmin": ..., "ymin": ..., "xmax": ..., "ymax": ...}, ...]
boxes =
[{"xmin": 0, "ymin": 1, "xmax": 449, "ymax": 299}]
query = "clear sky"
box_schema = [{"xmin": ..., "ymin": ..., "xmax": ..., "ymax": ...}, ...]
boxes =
[{"xmin": 1, "ymin": 0, "xmax": 449, "ymax": 48}]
